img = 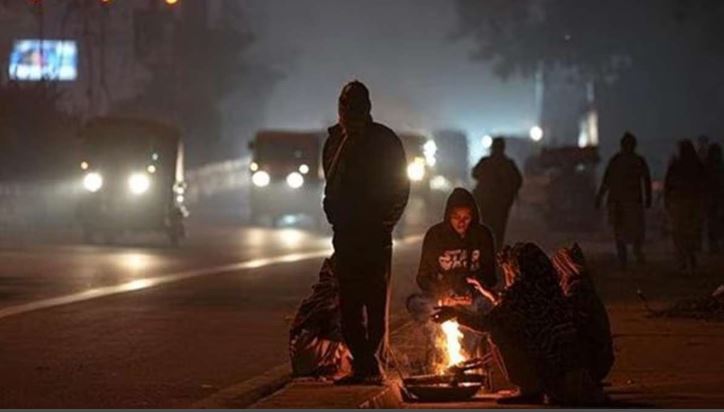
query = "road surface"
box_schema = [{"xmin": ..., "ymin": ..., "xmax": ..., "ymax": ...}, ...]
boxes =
[{"xmin": 0, "ymin": 220, "xmax": 422, "ymax": 408}]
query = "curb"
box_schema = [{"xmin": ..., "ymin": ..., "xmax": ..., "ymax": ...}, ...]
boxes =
[
  {"xmin": 192, "ymin": 364, "xmax": 292, "ymax": 409},
  {"xmin": 358, "ymin": 384, "xmax": 403, "ymax": 408},
  {"xmin": 193, "ymin": 310, "xmax": 415, "ymax": 408}
]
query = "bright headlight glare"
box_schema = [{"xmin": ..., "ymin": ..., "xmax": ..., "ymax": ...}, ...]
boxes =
[
  {"xmin": 83, "ymin": 172, "xmax": 103, "ymax": 192},
  {"xmin": 286, "ymin": 172, "xmax": 304, "ymax": 189},
  {"xmin": 407, "ymin": 159, "xmax": 426, "ymax": 182},
  {"xmin": 252, "ymin": 171, "xmax": 270, "ymax": 187},
  {"xmin": 530, "ymin": 126, "xmax": 544, "ymax": 141},
  {"xmin": 128, "ymin": 172, "xmax": 151, "ymax": 195}
]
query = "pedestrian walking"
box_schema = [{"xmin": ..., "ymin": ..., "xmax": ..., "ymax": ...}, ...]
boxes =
[
  {"xmin": 595, "ymin": 132, "xmax": 652, "ymax": 269},
  {"xmin": 665, "ymin": 139, "xmax": 708, "ymax": 273},
  {"xmin": 471, "ymin": 137, "xmax": 522, "ymax": 249}
]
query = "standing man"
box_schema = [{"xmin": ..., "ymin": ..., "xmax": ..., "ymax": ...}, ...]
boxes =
[
  {"xmin": 322, "ymin": 81, "xmax": 410, "ymax": 384},
  {"xmin": 472, "ymin": 137, "xmax": 523, "ymax": 249},
  {"xmin": 595, "ymin": 132, "xmax": 652, "ymax": 269}
]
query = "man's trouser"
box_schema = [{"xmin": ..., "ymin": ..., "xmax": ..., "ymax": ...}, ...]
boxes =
[
  {"xmin": 479, "ymin": 202, "xmax": 512, "ymax": 249},
  {"xmin": 333, "ymin": 230, "xmax": 392, "ymax": 376}
]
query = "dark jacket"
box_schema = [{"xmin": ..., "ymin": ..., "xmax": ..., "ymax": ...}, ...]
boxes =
[
  {"xmin": 664, "ymin": 156, "xmax": 707, "ymax": 205},
  {"xmin": 416, "ymin": 188, "xmax": 497, "ymax": 295},
  {"xmin": 597, "ymin": 152, "xmax": 652, "ymax": 206},
  {"xmin": 471, "ymin": 154, "xmax": 522, "ymax": 209},
  {"xmin": 322, "ymin": 122, "xmax": 409, "ymax": 235}
]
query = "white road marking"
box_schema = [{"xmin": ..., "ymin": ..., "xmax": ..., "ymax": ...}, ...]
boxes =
[
  {"xmin": 0, "ymin": 234, "xmax": 424, "ymax": 321},
  {"xmin": 0, "ymin": 249, "xmax": 330, "ymax": 321}
]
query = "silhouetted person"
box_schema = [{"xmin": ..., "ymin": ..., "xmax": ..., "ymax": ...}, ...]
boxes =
[
  {"xmin": 665, "ymin": 139, "xmax": 707, "ymax": 274},
  {"xmin": 322, "ymin": 81, "xmax": 410, "ymax": 384},
  {"xmin": 552, "ymin": 244, "xmax": 614, "ymax": 385},
  {"xmin": 595, "ymin": 132, "xmax": 652, "ymax": 268},
  {"xmin": 704, "ymin": 143, "xmax": 724, "ymax": 253},
  {"xmin": 472, "ymin": 138, "xmax": 522, "ymax": 249}
]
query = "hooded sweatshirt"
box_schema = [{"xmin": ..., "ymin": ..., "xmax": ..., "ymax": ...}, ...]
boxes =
[{"xmin": 416, "ymin": 188, "xmax": 497, "ymax": 296}]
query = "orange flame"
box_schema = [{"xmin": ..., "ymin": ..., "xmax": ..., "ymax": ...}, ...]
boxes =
[{"xmin": 440, "ymin": 319, "xmax": 465, "ymax": 368}]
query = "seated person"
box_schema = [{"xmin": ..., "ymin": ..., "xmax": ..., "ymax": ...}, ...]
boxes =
[
  {"xmin": 417, "ymin": 187, "xmax": 496, "ymax": 302},
  {"xmin": 434, "ymin": 243, "xmax": 603, "ymax": 406},
  {"xmin": 289, "ymin": 256, "xmax": 352, "ymax": 378},
  {"xmin": 552, "ymin": 244, "xmax": 614, "ymax": 385},
  {"xmin": 414, "ymin": 188, "xmax": 496, "ymax": 362}
]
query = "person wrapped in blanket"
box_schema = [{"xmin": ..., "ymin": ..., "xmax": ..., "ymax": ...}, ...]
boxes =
[
  {"xmin": 552, "ymin": 243, "xmax": 614, "ymax": 385},
  {"xmin": 408, "ymin": 188, "xmax": 496, "ymax": 367},
  {"xmin": 289, "ymin": 256, "xmax": 352, "ymax": 378},
  {"xmin": 433, "ymin": 242, "xmax": 604, "ymax": 406}
]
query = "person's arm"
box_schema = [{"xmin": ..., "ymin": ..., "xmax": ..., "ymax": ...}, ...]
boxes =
[
  {"xmin": 595, "ymin": 159, "xmax": 613, "ymax": 208},
  {"xmin": 641, "ymin": 157, "xmax": 652, "ymax": 208},
  {"xmin": 663, "ymin": 162, "xmax": 674, "ymax": 211},
  {"xmin": 416, "ymin": 230, "xmax": 442, "ymax": 294},
  {"xmin": 322, "ymin": 133, "xmax": 339, "ymax": 226},
  {"xmin": 471, "ymin": 159, "xmax": 483, "ymax": 181},
  {"xmin": 433, "ymin": 306, "xmax": 492, "ymax": 332},
  {"xmin": 511, "ymin": 160, "xmax": 523, "ymax": 193}
]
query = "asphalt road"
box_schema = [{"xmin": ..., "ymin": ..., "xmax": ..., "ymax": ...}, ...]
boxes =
[{"xmin": 0, "ymin": 221, "xmax": 423, "ymax": 408}]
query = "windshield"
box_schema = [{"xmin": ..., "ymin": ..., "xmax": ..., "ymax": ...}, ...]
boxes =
[{"xmin": 254, "ymin": 134, "xmax": 320, "ymax": 167}]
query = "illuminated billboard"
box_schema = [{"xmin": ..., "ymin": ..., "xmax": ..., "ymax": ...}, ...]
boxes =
[{"xmin": 8, "ymin": 40, "xmax": 78, "ymax": 81}]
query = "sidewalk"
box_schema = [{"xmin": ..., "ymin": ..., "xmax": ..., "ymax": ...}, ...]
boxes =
[{"xmin": 251, "ymin": 235, "xmax": 724, "ymax": 408}]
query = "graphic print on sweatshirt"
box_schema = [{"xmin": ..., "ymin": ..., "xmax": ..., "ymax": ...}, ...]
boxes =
[{"xmin": 438, "ymin": 249, "xmax": 481, "ymax": 272}]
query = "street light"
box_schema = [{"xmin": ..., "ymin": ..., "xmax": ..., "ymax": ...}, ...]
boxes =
[
  {"xmin": 165, "ymin": 0, "xmax": 179, "ymax": 5},
  {"xmin": 529, "ymin": 126, "xmax": 544, "ymax": 142}
]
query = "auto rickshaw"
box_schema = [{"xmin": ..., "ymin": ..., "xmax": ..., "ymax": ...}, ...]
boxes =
[
  {"xmin": 247, "ymin": 130, "xmax": 325, "ymax": 227},
  {"xmin": 398, "ymin": 132, "xmax": 439, "ymax": 228},
  {"xmin": 76, "ymin": 117, "xmax": 188, "ymax": 245}
]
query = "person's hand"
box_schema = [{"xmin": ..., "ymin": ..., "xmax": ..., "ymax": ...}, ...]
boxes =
[
  {"xmin": 443, "ymin": 295, "xmax": 472, "ymax": 306},
  {"xmin": 466, "ymin": 277, "xmax": 499, "ymax": 304},
  {"xmin": 432, "ymin": 306, "xmax": 460, "ymax": 323}
]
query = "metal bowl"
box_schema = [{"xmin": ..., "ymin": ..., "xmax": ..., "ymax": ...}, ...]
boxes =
[{"xmin": 402, "ymin": 374, "xmax": 484, "ymax": 402}]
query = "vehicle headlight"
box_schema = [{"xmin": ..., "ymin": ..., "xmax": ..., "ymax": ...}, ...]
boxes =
[
  {"xmin": 430, "ymin": 175, "xmax": 452, "ymax": 191},
  {"xmin": 286, "ymin": 172, "xmax": 304, "ymax": 189},
  {"xmin": 83, "ymin": 172, "xmax": 103, "ymax": 192},
  {"xmin": 128, "ymin": 172, "xmax": 151, "ymax": 195},
  {"xmin": 407, "ymin": 159, "xmax": 426, "ymax": 182},
  {"xmin": 252, "ymin": 171, "xmax": 270, "ymax": 187}
]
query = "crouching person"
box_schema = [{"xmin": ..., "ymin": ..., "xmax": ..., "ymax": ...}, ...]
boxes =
[
  {"xmin": 289, "ymin": 257, "xmax": 352, "ymax": 378},
  {"xmin": 552, "ymin": 244, "xmax": 614, "ymax": 385},
  {"xmin": 415, "ymin": 188, "xmax": 496, "ymax": 359},
  {"xmin": 434, "ymin": 243, "xmax": 603, "ymax": 406}
]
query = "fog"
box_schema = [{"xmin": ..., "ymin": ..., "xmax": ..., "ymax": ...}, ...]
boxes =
[{"xmin": 243, "ymin": 0, "xmax": 537, "ymax": 141}]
